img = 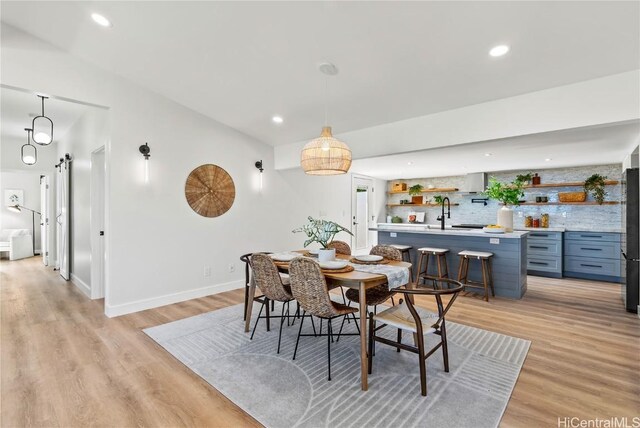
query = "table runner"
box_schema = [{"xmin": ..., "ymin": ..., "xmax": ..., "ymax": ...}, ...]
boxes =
[{"xmin": 349, "ymin": 262, "xmax": 410, "ymax": 289}]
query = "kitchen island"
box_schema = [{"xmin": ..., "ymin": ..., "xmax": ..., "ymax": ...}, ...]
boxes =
[{"xmin": 372, "ymin": 224, "xmax": 528, "ymax": 299}]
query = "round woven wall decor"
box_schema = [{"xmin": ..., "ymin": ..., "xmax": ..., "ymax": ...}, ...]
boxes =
[{"xmin": 185, "ymin": 164, "xmax": 235, "ymax": 218}]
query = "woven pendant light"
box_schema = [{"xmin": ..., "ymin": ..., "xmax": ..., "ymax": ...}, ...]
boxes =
[
  {"xmin": 301, "ymin": 62, "xmax": 352, "ymax": 175},
  {"xmin": 301, "ymin": 126, "xmax": 351, "ymax": 175}
]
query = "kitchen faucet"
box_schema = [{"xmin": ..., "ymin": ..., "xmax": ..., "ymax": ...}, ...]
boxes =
[{"xmin": 437, "ymin": 197, "xmax": 451, "ymax": 230}]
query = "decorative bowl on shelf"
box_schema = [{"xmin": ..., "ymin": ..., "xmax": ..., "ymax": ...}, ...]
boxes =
[{"xmin": 558, "ymin": 192, "xmax": 586, "ymax": 202}]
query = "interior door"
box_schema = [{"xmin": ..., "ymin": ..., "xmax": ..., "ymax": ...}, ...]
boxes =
[
  {"xmin": 56, "ymin": 160, "xmax": 70, "ymax": 280},
  {"xmin": 352, "ymin": 176, "xmax": 373, "ymax": 253},
  {"xmin": 40, "ymin": 175, "xmax": 49, "ymax": 265},
  {"xmin": 90, "ymin": 148, "xmax": 106, "ymax": 299}
]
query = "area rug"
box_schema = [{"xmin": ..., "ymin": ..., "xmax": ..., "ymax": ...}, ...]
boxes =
[{"xmin": 144, "ymin": 302, "xmax": 530, "ymax": 428}]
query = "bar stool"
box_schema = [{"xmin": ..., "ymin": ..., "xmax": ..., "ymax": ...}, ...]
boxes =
[
  {"xmin": 416, "ymin": 247, "xmax": 450, "ymax": 285},
  {"xmin": 457, "ymin": 250, "xmax": 495, "ymax": 302},
  {"xmin": 390, "ymin": 244, "xmax": 413, "ymax": 264}
]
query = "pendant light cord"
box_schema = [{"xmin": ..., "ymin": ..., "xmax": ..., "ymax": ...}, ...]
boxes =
[
  {"xmin": 324, "ymin": 75, "xmax": 328, "ymax": 127},
  {"xmin": 41, "ymin": 96, "xmax": 45, "ymax": 116}
]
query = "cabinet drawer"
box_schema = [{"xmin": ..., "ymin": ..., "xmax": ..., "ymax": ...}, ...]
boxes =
[
  {"xmin": 565, "ymin": 232, "xmax": 620, "ymax": 242},
  {"xmin": 527, "ymin": 256, "xmax": 562, "ymax": 273},
  {"xmin": 564, "ymin": 240, "xmax": 620, "ymax": 259},
  {"xmin": 564, "ymin": 256, "xmax": 621, "ymax": 277},
  {"xmin": 527, "ymin": 241, "xmax": 561, "ymax": 256},
  {"xmin": 527, "ymin": 231, "xmax": 562, "ymax": 241}
]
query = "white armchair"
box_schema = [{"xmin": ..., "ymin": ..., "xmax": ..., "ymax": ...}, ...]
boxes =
[{"xmin": 0, "ymin": 229, "xmax": 34, "ymax": 260}]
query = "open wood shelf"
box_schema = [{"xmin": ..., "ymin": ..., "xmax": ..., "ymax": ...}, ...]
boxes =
[
  {"xmin": 524, "ymin": 180, "xmax": 619, "ymax": 189},
  {"xmin": 387, "ymin": 203, "xmax": 460, "ymax": 207},
  {"xmin": 388, "ymin": 187, "xmax": 459, "ymax": 194},
  {"xmin": 513, "ymin": 201, "xmax": 619, "ymax": 206}
]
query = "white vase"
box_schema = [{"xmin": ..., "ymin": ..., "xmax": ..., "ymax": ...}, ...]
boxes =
[
  {"xmin": 497, "ymin": 206, "xmax": 514, "ymax": 232},
  {"xmin": 318, "ymin": 248, "xmax": 336, "ymax": 262}
]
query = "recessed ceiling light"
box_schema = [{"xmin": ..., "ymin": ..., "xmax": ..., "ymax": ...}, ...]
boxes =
[
  {"xmin": 91, "ymin": 13, "xmax": 112, "ymax": 27},
  {"xmin": 489, "ymin": 45, "xmax": 509, "ymax": 57},
  {"xmin": 271, "ymin": 115, "xmax": 283, "ymax": 124},
  {"xmin": 484, "ymin": 153, "xmax": 493, "ymax": 157},
  {"xmin": 407, "ymin": 161, "xmax": 413, "ymax": 165},
  {"xmin": 545, "ymin": 158, "xmax": 552, "ymax": 162}
]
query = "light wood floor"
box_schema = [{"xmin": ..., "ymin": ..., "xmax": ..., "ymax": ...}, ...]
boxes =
[{"xmin": 1, "ymin": 257, "xmax": 639, "ymax": 427}]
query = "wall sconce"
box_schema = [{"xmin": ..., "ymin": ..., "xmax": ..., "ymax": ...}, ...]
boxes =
[
  {"xmin": 139, "ymin": 142, "xmax": 150, "ymax": 183},
  {"xmin": 21, "ymin": 128, "xmax": 37, "ymax": 165},
  {"xmin": 255, "ymin": 160, "xmax": 264, "ymax": 191},
  {"xmin": 32, "ymin": 95, "xmax": 53, "ymax": 145}
]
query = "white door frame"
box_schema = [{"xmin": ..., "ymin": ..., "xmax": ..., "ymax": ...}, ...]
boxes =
[
  {"xmin": 56, "ymin": 158, "xmax": 70, "ymax": 280},
  {"xmin": 90, "ymin": 146, "xmax": 106, "ymax": 299},
  {"xmin": 351, "ymin": 175, "xmax": 375, "ymax": 254}
]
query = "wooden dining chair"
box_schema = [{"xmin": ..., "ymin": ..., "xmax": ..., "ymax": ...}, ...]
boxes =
[
  {"xmin": 249, "ymin": 253, "xmax": 297, "ymax": 353},
  {"xmin": 368, "ymin": 278, "xmax": 464, "ymax": 396},
  {"xmin": 345, "ymin": 245, "xmax": 401, "ymax": 310},
  {"xmin": 289, "ymin": 257, "xmax": 360, "ymax": 381}
]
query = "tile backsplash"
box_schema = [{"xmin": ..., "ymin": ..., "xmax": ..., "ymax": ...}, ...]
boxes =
[{"xmin": 386, "ymin": 164, "xmax": 622, "ymax": 230}]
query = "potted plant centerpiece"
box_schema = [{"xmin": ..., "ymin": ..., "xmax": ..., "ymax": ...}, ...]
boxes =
[
  {"xmin": 292, "ymin": 216, "xmax": 353, "ymax": 262},
  {"xmin": 483, "ymin": 177, "xmax": 525, "ymax": 232},
  {"xmin": 408, "ymin": 184, "xmax": 424, "ymax": 204}
]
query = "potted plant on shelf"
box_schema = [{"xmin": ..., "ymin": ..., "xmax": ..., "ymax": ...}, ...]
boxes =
[
  {"xmin": 516, "ymin": 172, "xmax": 533, "ymax": 186},
  {"xmin": 408, "ymin": 184, "xmax": 424, "ymax": 204},
  {"xmin": 584, "ymin": 174, "xmax": 608, "ymax": 205},
  {"xmin": 483, "ymin": 177, "xmax": 525, "ymax": 231},
  {"xmin": 292, "ymin": 216, "xmax": 353, "ymax": 262}
]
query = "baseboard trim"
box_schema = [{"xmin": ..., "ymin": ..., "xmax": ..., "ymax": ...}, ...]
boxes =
[
  {"xmin": 104, "ymin": 279, "xmax": 244, "ymax": 318},
  {"xmin": 70, "ymin": 273, "xmax": 91, "ymax": 298}
]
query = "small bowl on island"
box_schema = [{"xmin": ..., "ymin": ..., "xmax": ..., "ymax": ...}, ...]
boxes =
[{"xmin": 483, "ymin": 225, "xmax": 506, "ymax": 234}]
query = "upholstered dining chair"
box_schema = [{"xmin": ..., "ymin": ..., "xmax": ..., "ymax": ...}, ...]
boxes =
[
  {"xmin": 326, "ymin": 240, "xmax": 352, "ymax": 256},
  {"xmin": 345, "ymin": 245, "xmax": 402, "ymax": 311},
  {"xmin": 368, "ymin": 278, "xmax": 464, "ymax": 396},
  {"xmin": 249, "ymin": 253, "xmax": 296, "ymax": 353},
  {"xmin": 289, "ymin": 257, "xmax": 359, "ymax": 381}
]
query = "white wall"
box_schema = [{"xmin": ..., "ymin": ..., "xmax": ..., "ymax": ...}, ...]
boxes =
[
  {"xmin": 275, "ymin": 70, "xmax": 640, "ymax": 170},
  {"xmin": 1, "ymin": 24, "xmax": 323, "ymax": 316},
  {"xmin": 0, "ymin": 171, "xmax": 42, "ymax": 253}
]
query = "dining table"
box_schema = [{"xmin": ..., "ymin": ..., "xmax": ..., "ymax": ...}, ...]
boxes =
[{"xmin": 243, "ymin": 252, "xmax": 412, "ymax": 391}]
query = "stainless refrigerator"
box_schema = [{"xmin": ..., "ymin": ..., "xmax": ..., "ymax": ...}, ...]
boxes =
[{"xmin": 621, "ymin": 168, "xmax": 639, "ymax": 313}]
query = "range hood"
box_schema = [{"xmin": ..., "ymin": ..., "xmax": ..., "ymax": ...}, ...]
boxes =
[{"xmin": 460, "ymin": 172, "xmax": 487, "ymax": 193}]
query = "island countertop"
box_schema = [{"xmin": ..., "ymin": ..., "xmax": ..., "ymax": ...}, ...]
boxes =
[
  {"xmin": 374, "ymin": 225, "xmax": 528, "ymax": 299},
  {"xmin": 372, "ymin": 223, "xmax": 528, "ymax": 239}
]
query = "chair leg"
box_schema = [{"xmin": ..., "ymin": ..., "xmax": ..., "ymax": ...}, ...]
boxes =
[
  {"xmin": 293, "ymin": 311, "xmax": 306, "ymax": 360},
  {"xmin": 352, "ymin": 312, "xmax": 360, "ymax": 334},
  {"xmin": 250, "ymin": 300, "xmax": 266, "ymax": 340},
  {"xmin": 243, "ymin": 284, "xmax": 249, "ymax": 321},
  {"xmin": 436, "ymin": 255, "xmax": 443, "ymax": 280},
  {"xmin": 368, "ymin": 312, "xmax": 374, "ymax": 375},
  {"xmin": 397, "ymin": 328, "xmax": 402, "ymax": 353},
  {"xmin": 265, "ymin": 298, "xmax": 271, "ymax": 332},
  {"xmin": 327, "ymin": 318, "xmax": 332, "ymax": 381},
  {"xmin": 337, "ymin": 314, "xmax": 347, "ymax": 342},
  {"xmin": 441, "ymin": 321, "xmax": 450, "ymax": 372},
  {"xmin": 415, "ymin": 252, "xmax": 425, "ymax": 285},
  {"xmin": 443, "ymin": 254, "xmax": 450, "ymax": 279},
  {"xmin": 457, "ymin": 256, "xmax": 465, "ymax": 283},
  {"xmin": 277, "ymin": 303, "xmax": 286, "ymax": 354},
  {"xmin": 417, "ymin": 333, "xmax": 427, "ymax": 397}
]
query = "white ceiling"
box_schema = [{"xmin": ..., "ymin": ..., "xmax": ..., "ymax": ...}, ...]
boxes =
[
  {"xmin": 351, "ymin": 121, "xmax": 640, "ymax": 180},
  {"xmin": 0, "ymin": 86, "xmax": 90, "ymax": 143},
  {"xmin": 1, "ymin": 1, "xmax": 638, "ymax": 147}
]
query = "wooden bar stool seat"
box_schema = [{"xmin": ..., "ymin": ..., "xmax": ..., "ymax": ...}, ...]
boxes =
[
  {"xmin": 390, "ymin": 244, "xmax": 413, "ymax": 263},
  {"xmin": 457, "ymin": 250, "xmax": 495, "ymax": 302},
  {"xmin": 415, "ymin": 247, "xmax": 450, "ymax": 285}
]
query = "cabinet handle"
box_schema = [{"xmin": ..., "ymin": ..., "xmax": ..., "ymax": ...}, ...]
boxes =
[
  {"xmin": 580, "ymin": 263, "xmax": 602, "ymax": 268},
  {"xmin": 530, "ymin": 245, "xmax": 549, "ymax": 249},
  {"xmin": 580, "ymin": 248, "xmax": 602, "ymax": 251},
  {"xmin": 580, "ymin": 234, "xmax": 602, "ymax": 238},
  {"xmin": 531, "ymin": 234, "xmax": 549, "ymax": 237},
  {"xmin": 530, "ymin": 261, "xmax": 549, "ymax": 266}
]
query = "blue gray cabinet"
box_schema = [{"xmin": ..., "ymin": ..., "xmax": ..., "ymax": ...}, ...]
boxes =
[
  {"xmin": 563, "ymin": 232, "xmax": 622, "ymax": 282},
  {"xmin": 526, "ymin": 231, "xmax": 563, "ymax": 278}
]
